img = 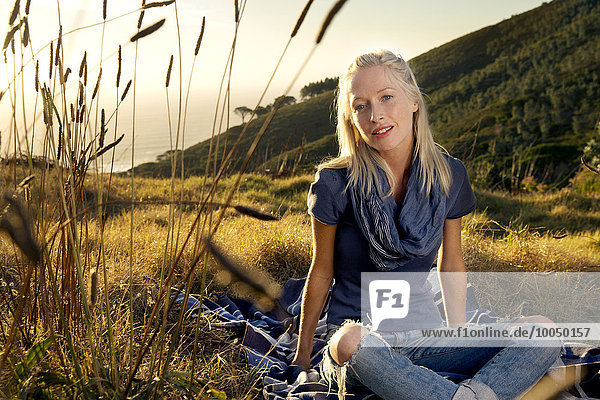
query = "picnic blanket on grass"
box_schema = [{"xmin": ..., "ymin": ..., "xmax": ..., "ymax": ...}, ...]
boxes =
[{"xmin": 174, "ymin": 270, "xmax": 600, "ymax": 399}]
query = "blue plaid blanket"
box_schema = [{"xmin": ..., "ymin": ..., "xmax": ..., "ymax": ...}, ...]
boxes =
[{"xmin": 174, "ymin": 270, "xmax": 600, "ymax": 399}]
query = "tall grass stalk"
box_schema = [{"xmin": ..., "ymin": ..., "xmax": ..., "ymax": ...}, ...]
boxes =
[
  {"xmin": 150, "ymin": 53, "xmax": 175, "ymax": 380},
  {"xmin": 86, "ymin": 0, "xmax": 119, "ymax": 390},
  {"xmin": 171, "ymin": 1, "xmax": 185, "ymax": 266},
  {"xmin": 128, "ymin": 0, "xmax": 143, "ymax": 376},
  {"xmin": 17, "ymin": 16, "xmax": 34, "ymax": 178}
]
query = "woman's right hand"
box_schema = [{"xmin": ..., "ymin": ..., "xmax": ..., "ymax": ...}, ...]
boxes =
[{"xmin": 291, "ymin": 351, "xmax": 311, "ymax": 370}]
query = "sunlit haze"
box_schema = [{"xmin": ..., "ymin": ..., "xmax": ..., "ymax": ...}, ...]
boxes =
[{"xmin": 0, "ymin": 0, "xmax": 547, "ymax": 170}]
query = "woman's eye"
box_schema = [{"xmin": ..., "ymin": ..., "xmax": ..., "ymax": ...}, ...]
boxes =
[
  {"xmin": 382, "ymin": 94, "xmax": 392, "ymax": 101},
  {"xmin": 354, "ymin": 104, "xmax": 366, "ymax": 112}
]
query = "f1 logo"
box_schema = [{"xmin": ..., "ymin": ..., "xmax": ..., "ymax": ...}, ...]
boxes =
[{"xmin": 369, "ymin": 280, "xmax": 410, "ymax": 330}]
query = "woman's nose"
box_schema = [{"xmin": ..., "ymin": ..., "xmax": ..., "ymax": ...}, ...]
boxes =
[{"xmin": 370, "ymin": 105, "xmax": 383, "ymax": 122}]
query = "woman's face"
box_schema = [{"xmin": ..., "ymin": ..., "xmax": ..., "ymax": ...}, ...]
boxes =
[{"xmin": 349, "ymin": 66, "xmax": 418, "ymax": 156}]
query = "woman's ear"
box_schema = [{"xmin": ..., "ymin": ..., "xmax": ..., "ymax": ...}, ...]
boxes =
[{"xmin": 412, "ymin": 102, "xmax": 419, "ymax": 112}]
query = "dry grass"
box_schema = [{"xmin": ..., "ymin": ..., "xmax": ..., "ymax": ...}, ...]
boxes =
[
  {"xmin": 2, "ymin": 164, "xmax": 600, "ymax": 396},
  {"xmin": 94, "ymin": 171, "xmax": 600, "ymax": 280},
  {"xmin": 463, "ymin": 211, "xmax": 600, "ymax": 272},
  {"xmin": 215, "ymin": 212, "xmax": 312, "ymax": 283}
]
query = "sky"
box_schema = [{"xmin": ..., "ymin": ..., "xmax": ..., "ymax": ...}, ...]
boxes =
[{"xmin": 0, "ymin": 0, "xmax": 548, "ymax": 170}]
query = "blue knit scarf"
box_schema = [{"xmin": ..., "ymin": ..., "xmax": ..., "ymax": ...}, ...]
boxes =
[{"xmin": 349, "ymin": 160, "xmax": 446, "ymax": 271}]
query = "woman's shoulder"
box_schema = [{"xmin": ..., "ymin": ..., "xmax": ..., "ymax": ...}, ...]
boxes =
[
  {"xmin": 439, "ymin": 153, "xmax": 477, "ymax": 218},
  {"xmin": 441, "ymin": 153, "xmax": 468, "ymax": 176},
  {"xmin": 308, "ymin": 167, "xmax": 349, "ymax": 225},
  {"xmin": 313, "ymin": 167, "xmax": 348, "ymax": 195},
  {"xmin": 440, "ymin": 153, "xmax": 469, "ymax": 188}
]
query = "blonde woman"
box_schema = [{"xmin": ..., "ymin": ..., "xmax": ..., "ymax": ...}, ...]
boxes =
[{"xmin": 291, "ymin": 50, "xmax": 560, "ymax": 400}]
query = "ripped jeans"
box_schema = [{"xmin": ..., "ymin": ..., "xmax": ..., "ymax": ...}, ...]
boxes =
[{"xmin": 320, "ymin": 322, "xmax": 562, "ymax": 400}]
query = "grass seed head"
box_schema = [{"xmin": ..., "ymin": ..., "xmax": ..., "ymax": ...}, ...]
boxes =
[
  {"xmin": 131, "ymin": 19, "xmax": 166, "ymax": 42},
  {"xmin": 25, "ymin": 0, "xmax": 30, "ymax": 15},
  {"xmin": 89, "ymin": 268, "xmax": 98, "ymax": 307},
  {"xmin": 55, "ymin": 27, "xmax": 62, "ymax": 66},
  {"xmin": 233, "ymin": 205, "xmax": 279, "ymax": 221},
  {"xmin": 103, "ymin": 0, "xmax": 107, "ymax": 20},
  {"xmin": 121, "ymin": 79, "xmax": 132, "ymax": 102},
  {"xmin": 100, "ymin": 108, "xmax": 106, "ymax": 147},
  {"xmin": 143, "ymin": 1, "xmax": 175, "ymax": 9},
  {"xmin": 91, "ymin": 67, "xmax": 102, "ymax": 100},
  {"xmin": 41, "ymin": 85, "xmax": 52, "ymax": 126},
  {"xmin": 291, "ymin": 0, "xmax": 313, "ymax": 38},
  {"xmin": 206, "ymin": 239, "xmax": 281, "ymax": 310},
  {"xmin": 57, "ymin": 125, "xmax": 63, "ymax": 160},
  {"xmin": 194, "ymin": 16, "xmax": 205, "ymax": 56},
  {"xmin": 9, "ymin": 0, "xmax": 20, "ymax": 26},
  {"xmin": 316, "ymin": 0, "xmax": 347, "ymax": 44},
  {"xmin": 78, "ymin": 82, "xmax": 84, "ymax": 105},
  {"xmin": 137, "ymin": 9, "xmax": 145, "ymax": 30},
  {"xmin": 79, "ymin": 51, "xmax": 86, "ymax": 78},
  {"xmin": 34, "ymin": 60, "xmax": 38, "ymax": 91},
  {"xmin": 165, "ymin": 54, "xmax": 173, "ymax": 87},
  {"xmin": 0, "ymin": 194, "xmax": 42, "ymax": 264},
  {"xmin": 2, "ymin": 23, "xmax": 21, "ymax": 51},
  {"xmin": 116, "ymin": 45, "xmax": 121, "ymax": 87},
  {"xmin": 63, "ymin": 67, "xmax": 71, "ymax": 83},
  {"xmin": 49, "ymin": 41, "xmax": 53, "ymax": 80},
  {"xmin": 91, "ymin": 134, "xmax": 124, "ymax": 160},
  {"xmin": 22, "ymin": 17, "xmax": 29, "ymax": 47},
  {"xmin": 57, "ymin": 59, "xmax": 63, "ymax": 83}
]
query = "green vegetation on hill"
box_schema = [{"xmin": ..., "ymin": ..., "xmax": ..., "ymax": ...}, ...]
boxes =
[
  {"xmin": 412, "ymin": 0, "xmax": 599, "ymax": 190},
  {"xmin": 299, "ymin": 77, "xmax": 338, "ymax": 99},
  {"xmin": 135, "ymin": 0, "xmax": 599, "ymax": 191}
]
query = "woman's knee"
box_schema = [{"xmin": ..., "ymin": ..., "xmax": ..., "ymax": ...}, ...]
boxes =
[{"xmin": 328, "ymin": 323, "xmax": 370, "ymax": 365}]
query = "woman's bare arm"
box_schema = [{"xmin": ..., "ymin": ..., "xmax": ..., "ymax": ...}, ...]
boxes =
[
  {"xmin": 437, "ymin": 217, "xmax": 467, "ymax": 328},
  {"xmin": 291, "ymin": 217, "xmax": 336, "ymax": 369}
]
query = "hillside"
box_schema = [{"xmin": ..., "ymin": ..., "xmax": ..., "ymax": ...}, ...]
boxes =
[
  {"xmin": 412, "ymin": 0, "xmax": 599, "ymax": 189},
  {"xmin": 133, "ymin": 0, "xmax": 600, "ymax": 190}
]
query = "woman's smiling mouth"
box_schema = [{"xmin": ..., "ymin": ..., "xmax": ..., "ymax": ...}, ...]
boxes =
[{"xmin": 372, "ymin": 126, "xmax": 393, "ymax": 136}]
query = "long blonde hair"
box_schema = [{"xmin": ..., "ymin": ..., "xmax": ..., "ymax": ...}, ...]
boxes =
[{"xmin": 320, "ymin": 49, "xmax": 451, "ymax": 197}]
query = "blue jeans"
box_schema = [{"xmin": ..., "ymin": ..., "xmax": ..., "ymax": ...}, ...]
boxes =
[{"xmin": 320, "ymin": 323, "xmax": 562, "ymax": 400}]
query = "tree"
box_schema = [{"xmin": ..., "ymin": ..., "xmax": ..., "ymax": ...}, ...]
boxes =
[
  {"xmin": 274, "ymin": 95, "xmax": 296, "ymax": 107},
  {"xmin": 299, "ymin": 77, "xmax": 338, "ymax": 98},
  {"xmin": 234, "ymin": 106, "xmax": 252, "ymax": 123},
  {"xmin": 255, "ymin": 105, "xmax": 272, "ymax": 115}
]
